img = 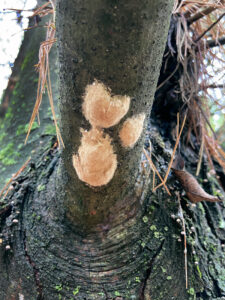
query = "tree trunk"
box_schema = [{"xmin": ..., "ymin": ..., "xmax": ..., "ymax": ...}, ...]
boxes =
[{"xmin": 1, "ymin": 1, "xmax": 225, "ymax": 300}]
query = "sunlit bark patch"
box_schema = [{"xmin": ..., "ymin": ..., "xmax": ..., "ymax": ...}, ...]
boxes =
[
  {"xmin": 82, "ymin": 81, "xmax": 130, "ymax": 128},
  {"xmin": 72, "ymin": 128, "xmax": 117, "ymax": 187},
  {"xmin": 119, "ymin": 113, "xmax": 145, "ymax": 148}
]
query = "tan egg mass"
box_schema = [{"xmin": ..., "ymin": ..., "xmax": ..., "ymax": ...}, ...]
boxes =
[
  {"xmin": 82, "ymin": 81, "xmax": 130, "ymax": 128},
  {"xmin": 72, "ymin": 128, "xmax": 117, "ymax": 187},
  {"xmin": 119, "ymin": 113, "xmax": 145, "ymax": 148}
]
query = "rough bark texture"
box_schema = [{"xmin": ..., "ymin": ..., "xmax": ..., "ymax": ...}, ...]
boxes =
[
  {"xmin": 57, "ymin": 0, "xmax": 174, "ymax": 231},
  {"xmin": 1, "ymin": 1, "xmax": 225, "ymax": 300}
]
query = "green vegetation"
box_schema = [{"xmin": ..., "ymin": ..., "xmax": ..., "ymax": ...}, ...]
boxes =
[
  {"xmin": 142, "ymin": 216, "xmax": 148, "ymax": 223},
  {"xmin": 0, "ymin": 142, "xmax": 20, "ymax": 165},
  {"xmin": 21, "ymin": 50, "xmax": 35, "ymax": 71},
  {"xmin": 73, "ymin": 286, "xmax": 80, "ymax": 296},
  {"xmin": 16, "ymin": 121, "xmax": 39, "ymax": 136},
  {"xmin": 55, "ymin": 284, "xmax": 63, "ymax": 292},
  {"xmin": 37, "ymin": 185, "xmax": 45, "ymax": 192},
  {"xmin": 43, "ymin": 124, "xmax": 56, "ymax": 135}
]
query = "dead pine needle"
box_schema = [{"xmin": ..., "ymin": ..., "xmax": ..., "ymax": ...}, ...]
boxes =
[
  {"xmin": 196, "ymin": 134, "xmax": 204, "ymax": 176},
  {"xmin": 143, "ymin": 148, "xmax": 171, "ymax": 195},
  {"xmin": 153, "ymin": 113, "xmax": 187, "ymax": 193},
  {"xmin": 25, "ymin": 1, "xmax": 64, "ymax": 148},
  {"xmin": 0, "ymin": 157, "xmax": 31, "ymax": 200}
]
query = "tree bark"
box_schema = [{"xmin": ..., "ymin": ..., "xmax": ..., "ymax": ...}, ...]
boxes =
[{"xmin": 1, "ymin": 1, "xmax": 225, "ymax": 300}]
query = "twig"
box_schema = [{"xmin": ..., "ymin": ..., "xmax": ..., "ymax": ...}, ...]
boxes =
[
  {"xmin": 143, "ymin": 149, "xmax": 171, "ymax": 196},
  {"xmin": 156, "ymin": 64, "xmax": 179, "ymax": 91},
  {"xmin": 202, "ymin": 84, "xmax": 225, "ymax": 89},
  {"xmin": 188, "ymin": 7, "xmax": 218, "ymax": 24},
  {"xmin": 153, "ymin": 113, "xmax": 187, "ymax": 193},
  {"xmin": 194, "ymin": 12, "xmax": 225, "ymax": 43},
  {"xmin": 207, "ymin": 36, "xmax": 225, "ymax": 48}
]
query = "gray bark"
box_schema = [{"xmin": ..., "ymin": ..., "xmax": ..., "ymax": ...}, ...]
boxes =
[
  {"xmin": 0, "ymin": 1, "xmax": 225, "ymax": 300},
  {"xmin": 57, "ymin": 0, "xmax": 174, "ymax": 231}
]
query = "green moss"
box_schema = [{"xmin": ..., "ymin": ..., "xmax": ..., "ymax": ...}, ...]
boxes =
[
  {"xmin": 187, "ymin": 288, "xmax": 195, "ymax": 295},
  {"xmin": 154, "ymin": 231, "xmax": 164, "ymax": 240},
  {"xmin": 150, "ymin": 225, "xmax": 157, "ymax": 231},
  {"xmin": 135, "ymin": 277, "xmax": 141, "ymax": 283},
  {"xmin": 55, "ymin": 284, "xmax": 63, "ymax": 292},
  {"xmin": 12, "ymin": 82, "xmax": 20, "ymax": 97},
  {"xmin": 37, "ymin": 185, "xmax": 45, "ymax": 192},
  {"xmin": 73, "ymin": 286, "xmax": 80, "ymax": 296},
  {"xmin": 0, "ymin": 132, "xmax": 6, "ymax": 143},
  {"xmin": 0, "ymin": 142, "xmax": 20, "ymax": 165},
  {"xmin": 5, "ymin": 107, "xmax": 13, "ymax": 120},
  {"xmin": 142, "ymin": 216, "xmax": 148, "ymax": 223},
  {"xmin": 219, "ymin": 219, "xmax": 225, "ymax": 229},
  {"xmin": 161, "ymin": 267, "xmax": 167, "ymax": 273},
  {"xmin": 16, "ymin": 121, "xmax": 39, "ymax": 136},
  {"xmin": 141, "ymin": 242, "xmax": 146, "ymax": 248},
  {"xmin": 43, "ymin": 124, "xmax": 56, "ymax": 135},
  {"xmin": 18, "ymin": 143, "xmax": 24, "ymax": 150},
  {"xmin": 21, "ymin": 50, "xmax": 35, "ymax": 71},
  {"xmin": 2, "ymin": 158, "xmax": 17, "ymax": 165},
  {"xmin": 196, "ymin": 264, "xmax": 202, "ymax": 279}
]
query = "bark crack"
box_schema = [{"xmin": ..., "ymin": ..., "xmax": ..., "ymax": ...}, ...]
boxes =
[
  {"xmin": 203, "ymin": 202, "xmax": 225, "ymax": 243},
  {"xmin": 23, "ymin": 228, "xmax": 44, "ymax": 300},
  {"xmin": 139, "ymin": 239, "xmax": 165, "ymax": 300},
  {"xmin": 19, "ymin": 183, "xmax": 44, "ymax": 300}
]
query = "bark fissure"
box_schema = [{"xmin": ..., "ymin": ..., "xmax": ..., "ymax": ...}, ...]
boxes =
[
  {"xmin": 23, "ymin": 229, "xmax": 43, "ymax": 300},
  {"xmin": 139, "ymin": 239, "xmax": 165, "ymax": 299},
  {"xmin": 203, "ymin": 202, "xmax": 225, "ymax": 243}
]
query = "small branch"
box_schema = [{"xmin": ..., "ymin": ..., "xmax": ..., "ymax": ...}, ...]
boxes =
[
  {"xmin": 202, "ymin": 84, "xmax": 225, "ymax": 89},
  {"xmin": 188, "ymin": 6, "xmax": 218, "ymax": 24},
  {"xmin": 194, "ymin": 12, "xmax": 225, "ymax": 43},
  {"xmin": 207, "ymin": 36, "xmax": 225, "ymax": 48},
  {"xmin": 156, "ymin": 64, "xmax": 179, "ymax": 91}
]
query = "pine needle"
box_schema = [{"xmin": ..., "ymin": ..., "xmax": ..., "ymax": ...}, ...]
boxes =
[
  {"xmin": 0, "ymin": 157, "xmax": 30, "ymax": 200},
  {"xmin": 153, "ymin": 113, "xmax": 187, "ymax": 193},
  {"xmin": 143, "ymin": 148, "xmax": 171, "ymax": 195},
  {"xmin": 25, "ymin": 1, "xmax": 64, "ymax": 148}
]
